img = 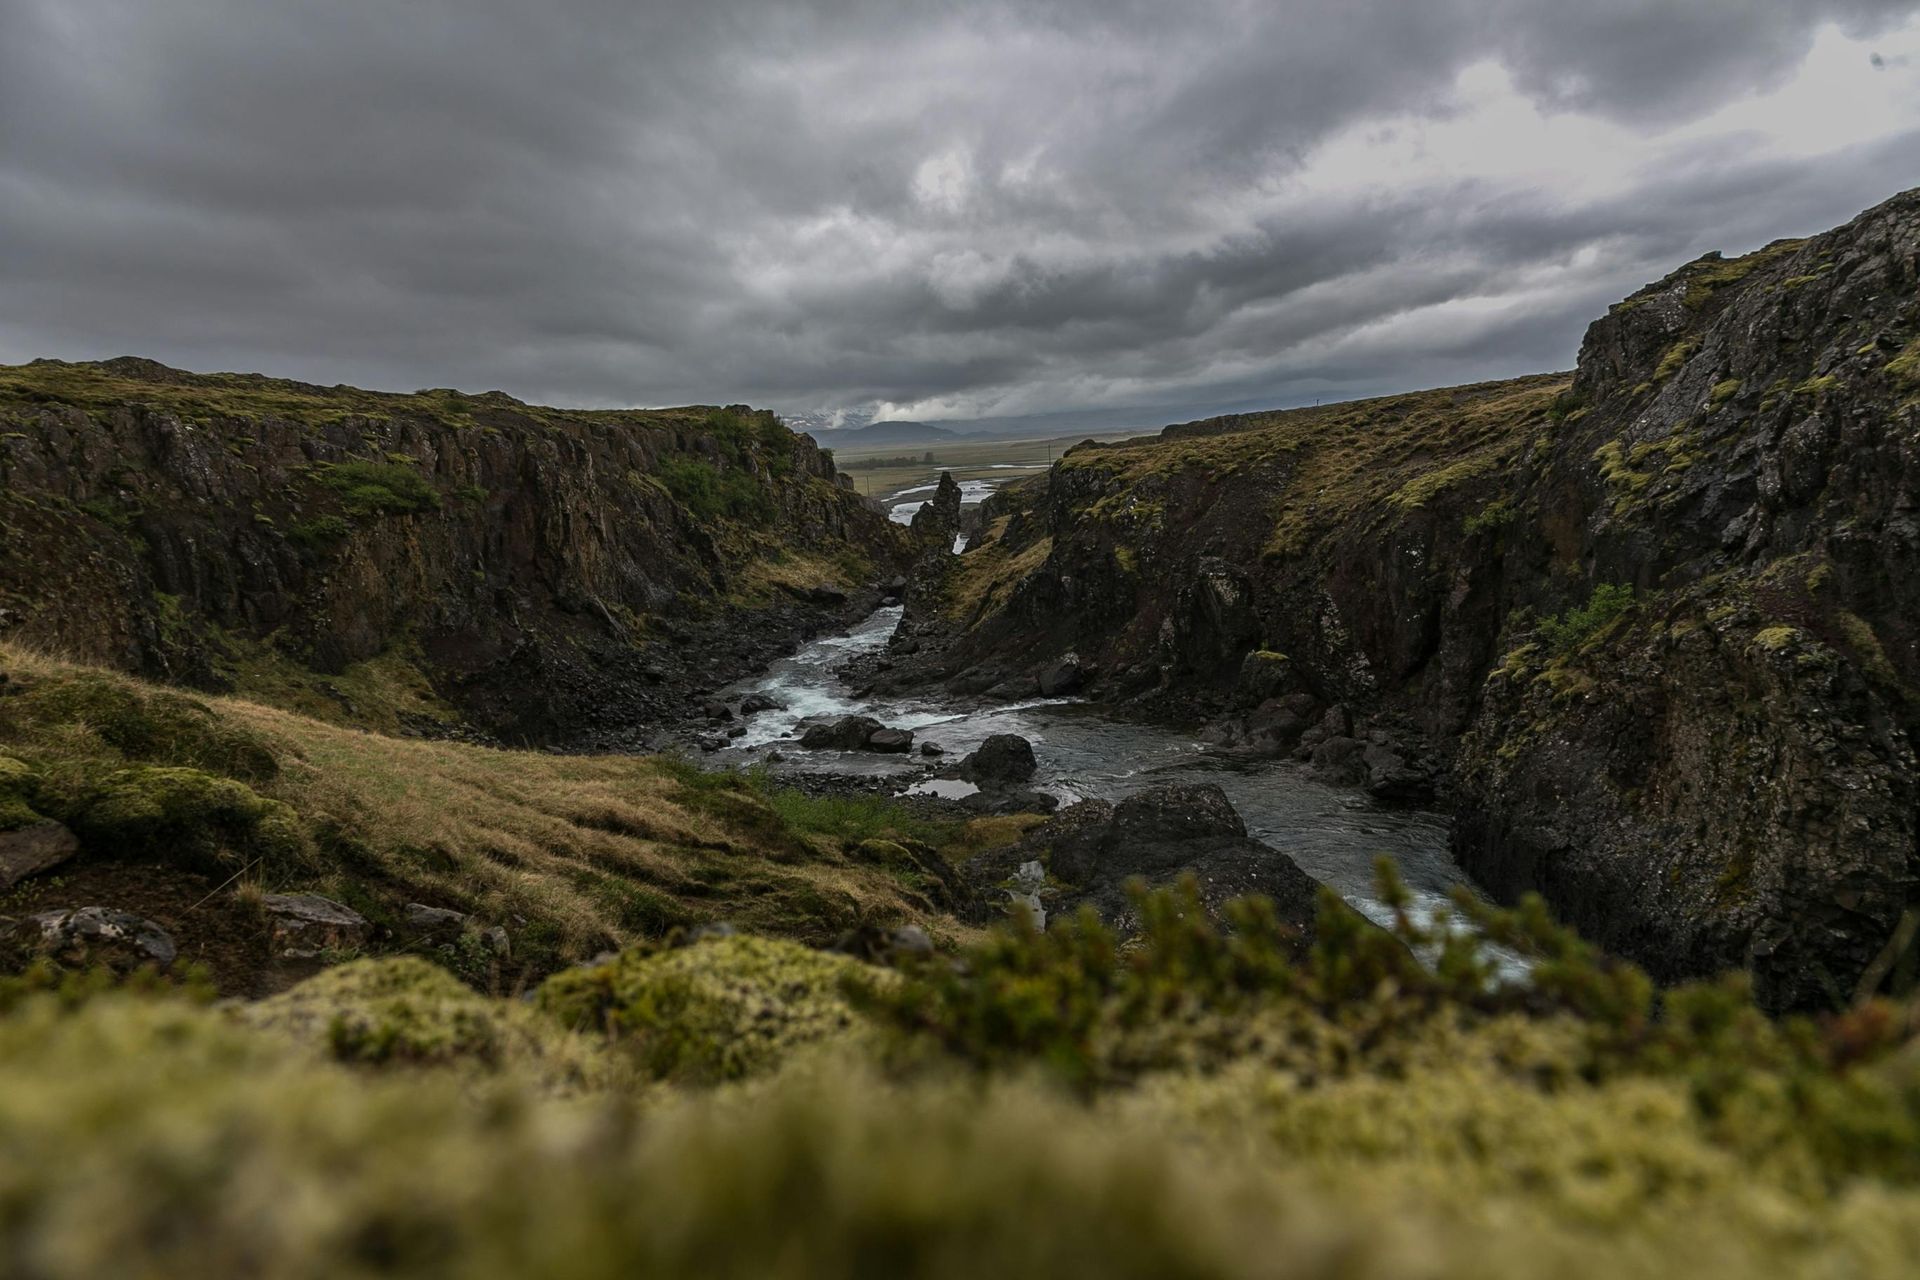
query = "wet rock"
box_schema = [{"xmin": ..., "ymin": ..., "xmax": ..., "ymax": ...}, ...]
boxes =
[
  {"xmin": 262, "ymin": 893, "xmax": 369, "ymax": 960},
  {"xmin": 739, "ymin": 693, "xmax": 785, "ymax": 715},
  {"xmin": 919, "ymin": 741, "xmax": 944, "ymax": 757},
  {"xmin": 866, "ymin": 727, "xmax": 916, "ymax": 753},
  {"xmin": 1309, "ymin": 735, "xmax": 1367, "ymax": 786},
  {"xmin": 959, "ymin": 787, "xmax": 1059, "ymax": 816},
  {"xmin": 0, "ymin": 820, "xmax": 79, "ymax": 889},
  {"xmin": 15, "ymin": 906, "xmax": 177, "ymax": 970},
  {"xmin": 970, "ymin": 783, "xmax": 1330, "ymax": 951},
  {"xmin": 726, "ymin": 724, "xmax": 748, "ymax": 739},
  {"xmin": 799, "ymin": 715, "xmax": 884, "ymax": 750},
  {"xmin": 702, "ymin": 701, "xmax": 733, "ymax": 722},
  {"xmin": 1233, "ymin": 649, "xmax": 1293, "ymax": 707},
  {"xmin": 1362, "ymin": 742, "xmax": 1434, "ymax": 803},
  {"xmin": 960, "ymin": 734, "xmax": 1037, "ymax": 786},
  {"xmin": 1037, "ymin": 654, "xmax": 1088, "ymax": 696}
]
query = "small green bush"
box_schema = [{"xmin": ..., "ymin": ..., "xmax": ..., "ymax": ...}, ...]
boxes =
[
  {"xmin": 286, "ymin": 514, "xmax": 352, "ymax": 549},
  {"xmin": 657, "ymin": 457, "xmax": 773, "ymax": 523},
  {"xmin": 1537, "ymin": 583, "xmax": 1633, "ymax": 655},
  {"xmin": 316, "ymin": 460, "xmax": 439, "ymax": 518}
]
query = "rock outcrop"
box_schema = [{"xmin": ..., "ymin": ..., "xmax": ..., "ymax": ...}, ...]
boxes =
[
  {"xmin": 898, "ymin": 187, "xmax": 1920, "ymax": 1010},
  {"xmin": 0, "ymin": 360, "xmax": 910, "ymax": 746},
  {"xmin": 965, "ymin": 783, "xmax": 1329, "ymax": 948}
]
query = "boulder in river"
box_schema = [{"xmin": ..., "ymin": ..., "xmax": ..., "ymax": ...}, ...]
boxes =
[
  {"xmin": 739, "ymin": 693, "xmax": 785, "ymax": 715},
  {"xmin": 959, "ymin": 734, "xmax": 1037, "ymax": 786},
  {"xmin": 966, "ymin": 783, "xmax": 1335, "ymax": 951},
  {"xmin": 866, "ymin": 727, "xmax": 916, "ymax": 753},
  {"xmin": 799, "ymin": 715, "xmax": 885, "ymax": 750}
]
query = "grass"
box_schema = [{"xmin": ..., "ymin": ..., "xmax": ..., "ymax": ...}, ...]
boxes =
[
  {"xmin": 1059, "ymin": 375, "xmax": 1567, "ymax": 562},
  {"xmin": 0, "ymin": 643, "xmax": 1008, "ymax": 980}
]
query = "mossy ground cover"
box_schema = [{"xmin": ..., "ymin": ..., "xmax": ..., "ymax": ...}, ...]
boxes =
[{"xmin": 3, "ymin": 870, "xmax": 1920, "ymax": 1276}]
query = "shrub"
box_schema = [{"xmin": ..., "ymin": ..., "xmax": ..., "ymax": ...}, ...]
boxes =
[
  {"xmin": 1537, "ymin": 583, "xmax": 1633, "ymax": 655},
  {"xmin": 657, "ymin": 457, "xmax": 773, "ymax": 522},
  {"xmin": 286, "ymin": 514, "xmax": 352, "ymax": 549},
  {"xmin": 315, "ymin": 460, "xmax": 439, "ymax": 517}
]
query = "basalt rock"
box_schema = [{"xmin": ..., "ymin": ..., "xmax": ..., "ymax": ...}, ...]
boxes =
[
  {"xmin": 0, "ymin": 361, "xmax": 911, "ymax": 747},
  {"xmin": 958, "ymin": 734, "xmax": 1037, "ymax": 786},
  {"xmin": 917, "ymin": 187, "xmax": 1920, "ymax": 1010},
  {"xmin": 966, "ymin": 783, "xmax": 1327, "ymax": 949},
  {"xmin": 798, "ymin": 715, "xmax": 885, "ymax": 751}
]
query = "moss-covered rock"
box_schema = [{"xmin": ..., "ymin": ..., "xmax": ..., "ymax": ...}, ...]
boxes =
[
  {"xmin": 66, "ymin": 765, "xmax": 309, "ymax": 877},
  {"xmin": 244, "ymin": 956, "xmax": 620, "ymax": 1088},
  {"xmin": 0, "ymin": 756, "xmax": 42, "ymax": 832},
  {"xmin": 536, "ymin": 934, "xmax": 888, "ymax": 1082},
  {"xmin": 4, "ymin": 675, "xmax": 279, "ymax": 782}
]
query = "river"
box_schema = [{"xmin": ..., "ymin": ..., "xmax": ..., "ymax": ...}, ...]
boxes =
[{"xmin": 709, "ymin": 602, "xmax": 1473, "ymax": 932}]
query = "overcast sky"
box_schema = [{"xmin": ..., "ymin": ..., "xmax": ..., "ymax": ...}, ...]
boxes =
[{"xmin": 4, "ymin": 1, "xmax": 1919, "ymax": 429}]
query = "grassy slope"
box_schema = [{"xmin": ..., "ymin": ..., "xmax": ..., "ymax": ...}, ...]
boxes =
[
  {"xmin": 943, "ymin": 373, "xmax": 1570, "ymax": 629},
  {"xmin": 0, "ymin": 640, "xmax": 1006, "ymax": 985}
]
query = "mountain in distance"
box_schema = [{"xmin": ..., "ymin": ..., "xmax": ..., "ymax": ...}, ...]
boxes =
[{"xmin": 804, "ymin": 419, "xmax": 960, "ymax": 447}]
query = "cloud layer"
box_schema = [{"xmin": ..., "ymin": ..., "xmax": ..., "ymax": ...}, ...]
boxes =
[{"xmin": 4, "ymin": 0, "xmax": 1919, "ymax": 426}]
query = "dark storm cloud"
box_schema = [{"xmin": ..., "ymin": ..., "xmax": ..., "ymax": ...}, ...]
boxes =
[{"xmin": 2, "ymin": 0, "xmax": 1917, "ymax": 424}]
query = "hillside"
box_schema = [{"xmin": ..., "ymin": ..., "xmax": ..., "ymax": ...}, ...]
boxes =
[
  {"xmin": 811, "ymin": 419, "xmax": 959, "ymax": 447},
  {"xmin": 0, "ymin": 358, "xmax": 910, "ymax": 747},
  {"xmin": 0, "ymin": 639, "xmax": 1007, "ymax": 991},
  {"xmin": 885, "ymin": 188, "xmax": 1920, "ymax": 1011}
]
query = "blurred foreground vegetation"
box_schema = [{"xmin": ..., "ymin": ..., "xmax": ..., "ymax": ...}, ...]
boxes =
[{"xmin": 4, "ymin": 870, "xmax": 1920, "ymax": 1278}]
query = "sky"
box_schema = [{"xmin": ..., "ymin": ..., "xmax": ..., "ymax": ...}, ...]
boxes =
[{"xmin": 4, "ymin": 1, "xmax": 1919, "ymax": 432}]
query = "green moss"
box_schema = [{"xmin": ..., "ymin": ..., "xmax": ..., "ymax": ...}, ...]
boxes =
[
  {"xmin": 1887, "ymin": 338, "xmax": 1920, "ymax": 389},
  {"xmin": 65, "ymin": 765, "xmax": 310, "ymax": 879},
  {"xmin": 1654, "ymin": 338, "xmax": 1699, "ymax": 382},
  {"xmin": 1681, "ymin": 241, "xmax": 1805, "ymax": 310},
  {"xmin": 0, "ymin": 756, "xmax": 42, "ymax": 831},
  {"xmin": 1709, "ymin": 378, "xmax": 1742, "ymax": 405},
  {"xmin": 1753, "ymin": 625, "xmax": 1801, "ymax": 653},
  {"xmin": 536, "ymin": 934, "xmax": 885, "ymax": 1082},
  {"xmin": 1792, "ymin": 374, "xmax": 1840, "ymax": 398},
  {"xmin": 1462, "ymin": 500, "xmax": 1516, "ymax": 536},
  {"xmin": 245, "ymin": 955, "xmax": 619, "ymax": 1084},
  {"xmin": 1386, "ymin": 452, "xmax": 1501, "ymax": 510},
  {"xmin": 1, "ymin": 674, "xmax": 280, "ymax": 782}
]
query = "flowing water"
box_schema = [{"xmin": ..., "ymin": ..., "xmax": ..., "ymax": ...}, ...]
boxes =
[{"xmin": 711, "ymin": 604, "xmax": 1473, "ymax": 930}]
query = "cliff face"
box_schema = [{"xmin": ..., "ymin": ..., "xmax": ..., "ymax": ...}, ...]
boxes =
[
  {"xmin": 898, "ymin": 188, "xmax": 1920, "ymax": 1009},
  {"xmin": 0, "ymin": 359, "xmax": 909, "ymax": 745}
]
